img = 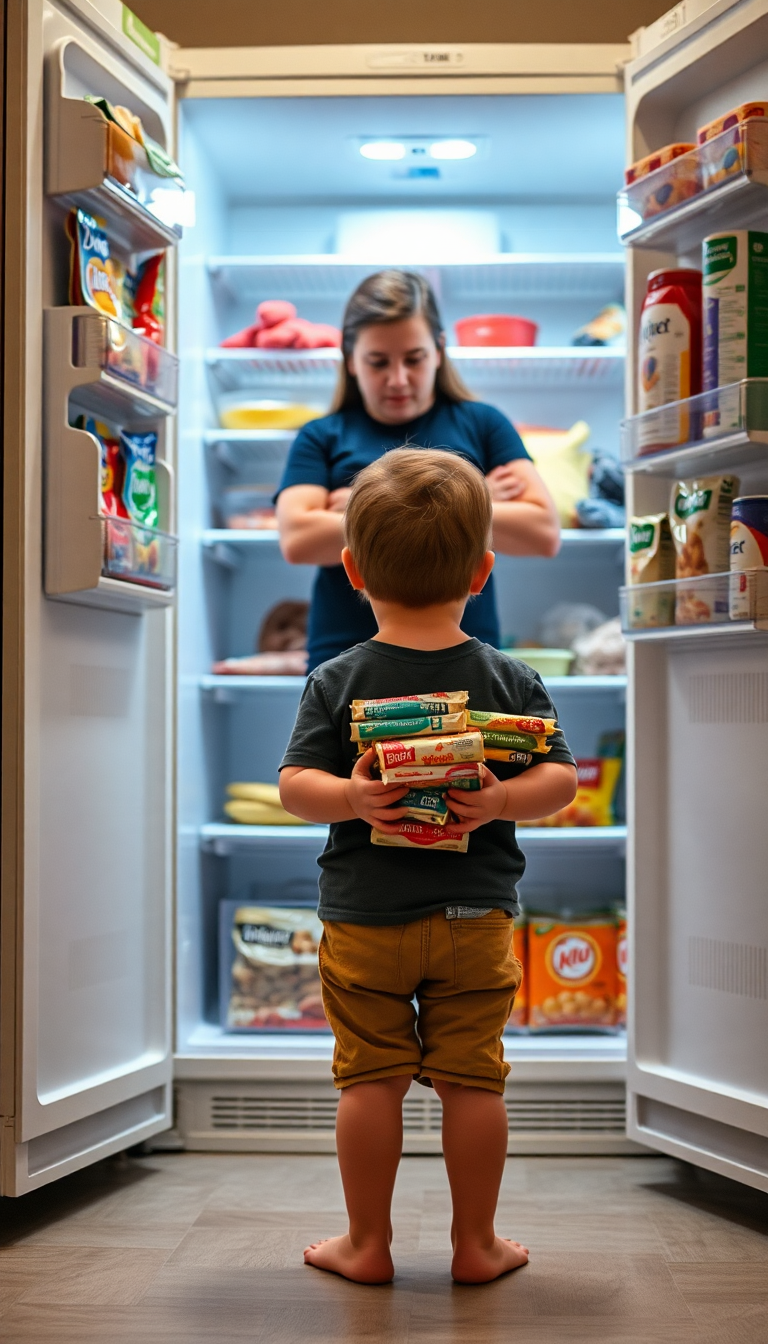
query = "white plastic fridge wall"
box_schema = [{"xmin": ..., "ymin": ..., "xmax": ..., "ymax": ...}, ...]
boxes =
[{"xmin": 174, "ymin": 95, "xmax": 628, "ymax": 1082}]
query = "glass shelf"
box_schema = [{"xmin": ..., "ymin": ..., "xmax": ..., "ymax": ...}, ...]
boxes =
[
  {"xmin": 100, "ymin": 516, "xmax": 177, "ymax": 590},
  {"xmin": 206, "ymin": 347, "xmax": 625, "ymax": 394},
  {"xmin": 198, "ymin": 673, "xmax": 627, "ymax": 698},
  {"xmin": 200, "ymin": 822, "xmax": 627, "ymax": 855},
  {"xmin": 73, "ymin": 312, "xmax": 178, "ymax": 410},
  {"xmin": 620, "ymin": 569, "xmax": 768, "ymax": 634},
  {"xmin": 207, "ymin": 254, "xmax": 626, "ymax": 304},
  {"xmin": 618, "ymin": 119, "xmax": 768, "ymax": 252},
  {"xmin": 621, "ymin": 380, "xmax": 768, "ymax": 474}
]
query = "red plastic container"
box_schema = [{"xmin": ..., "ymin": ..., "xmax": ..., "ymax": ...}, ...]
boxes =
[{"xmin": 454, "ymin": 314, "xmax": 538, "ymax": 347}]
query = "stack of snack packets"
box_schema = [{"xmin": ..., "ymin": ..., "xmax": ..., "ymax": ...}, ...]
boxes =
[
  {"xmin": 349, "ymin": 693, "xmax": 481, "ymax": 852},
  {"xmin": 466, "ymin": 709, "xmax": 560, "ymax": 761}
]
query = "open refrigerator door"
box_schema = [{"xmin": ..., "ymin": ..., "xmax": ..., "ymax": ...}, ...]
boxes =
[
  {"xmin": 0, "ymin": 0, "xmax": 182, "ymax": 1194},
  {"xmin": 621, "ymin": 0, "xmax": 768, "ymax": 1191}
]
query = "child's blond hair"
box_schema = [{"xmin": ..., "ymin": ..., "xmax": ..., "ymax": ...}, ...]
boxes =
[{"xmin": 344, "ymin": 447, "xmax": 492, "ymax": 608}]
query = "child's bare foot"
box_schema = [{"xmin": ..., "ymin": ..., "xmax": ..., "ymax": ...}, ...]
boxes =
[
  {"xmin": 451, "ymin": 1237, "xmax": 529, "ymax": 1284},
  {"xmin": 303, "ymin": 1234, "xmax": 394, "ymax": 1284}
]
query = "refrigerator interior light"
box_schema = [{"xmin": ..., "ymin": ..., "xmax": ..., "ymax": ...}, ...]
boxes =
[
  {"xmin": 359, "ymin": 141, "xmax": 407, "ymax": 160},
  {"xmin": 429, "ymin": 139, "xmax": 477, "ymax": 160}
]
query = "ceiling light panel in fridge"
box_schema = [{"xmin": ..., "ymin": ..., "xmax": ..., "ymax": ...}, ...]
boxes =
[
  {"xmin": 354, "ymin": 136, "xmax": 487, "ymax": 175},
  {"xmin": 429, "ymin": 139, "xmax": 478, "ymax": 160},
  {"xmin": 359, "ymin": 141, "xmax": 407, "ymax": 161}
]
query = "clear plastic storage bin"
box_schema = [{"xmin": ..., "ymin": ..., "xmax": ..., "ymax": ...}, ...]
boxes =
[
  {"xmin": 618, "ymin": 119, "xmax": 768, "ymax": 244},
  {"xmin": 620, "ymin": 568, "xmax": 768, "ymax": 632},
  {"xmin": 100, "ymin": 516, "xmax": 178, "ymax": 590},
  {"xmin": 621, "ymin": 379, "xmax": 768, "ymax": 466},
  {"xmin": 73, "ymin": 312, "xmax": 179, "ymax": 409}
]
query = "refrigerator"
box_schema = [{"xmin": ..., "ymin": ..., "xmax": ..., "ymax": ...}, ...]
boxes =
[{"xmin": 1, "ymin": 0, "xmax": 765, "ymax": 1196}]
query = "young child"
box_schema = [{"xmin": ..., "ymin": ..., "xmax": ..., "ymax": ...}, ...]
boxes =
[{"xmin": 279, "ymin": 448, "xmax": 577, "ymax": 1286}]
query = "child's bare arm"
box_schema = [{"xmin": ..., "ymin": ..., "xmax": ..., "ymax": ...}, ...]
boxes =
[
  {"xmin": 448, "ymin": 761, "xmax": 578, "ymax": 833},
  {"xmin": 280, "ymin": 749, "xmax": 409, "ymax": 831}
]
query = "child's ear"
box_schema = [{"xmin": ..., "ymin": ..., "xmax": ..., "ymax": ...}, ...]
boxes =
[
  {"xmin": 342, "ymin": 546, "xmax": 366, "ymax": 591},
  {"xmin": 469, "ymin": 550, "xmax": 495, "ymax": 595}
]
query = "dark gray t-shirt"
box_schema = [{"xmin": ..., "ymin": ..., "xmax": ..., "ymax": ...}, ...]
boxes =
[{"xmin": 279, "ymin": 639, "xmax": 575, "ymax": 926}]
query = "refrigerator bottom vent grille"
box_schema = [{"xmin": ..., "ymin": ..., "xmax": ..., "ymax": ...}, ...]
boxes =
[{"xmin": 209, "ymin": 1096, "xmax": 626, "ymax": 1135}]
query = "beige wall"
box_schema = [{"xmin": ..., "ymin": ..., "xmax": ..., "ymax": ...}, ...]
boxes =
[{"xmin": 129, "ymin": 0, "xmax": 673, "ymax": 48}]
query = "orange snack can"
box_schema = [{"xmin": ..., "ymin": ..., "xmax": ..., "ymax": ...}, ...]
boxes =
[
  {"xmin": 528, "ymin": 914, "xmax": 617, "ymax": 1030},
  {"xmin": 507, "ymin": 917, "xmax": 528, "ymax": 1030},
  {"xmin": 615, "ymin": 911, "xmax": 627, "ymax": 1028}
]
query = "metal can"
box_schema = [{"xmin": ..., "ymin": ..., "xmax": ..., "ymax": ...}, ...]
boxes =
[{"xmin": 729, "ymin": 495, "xmax": 768, "ymax": 620}]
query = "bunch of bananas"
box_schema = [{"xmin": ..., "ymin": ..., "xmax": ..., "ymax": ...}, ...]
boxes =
[{"xmin": 224, "ymin": 782, "xmax": 305, "ymax": 826}]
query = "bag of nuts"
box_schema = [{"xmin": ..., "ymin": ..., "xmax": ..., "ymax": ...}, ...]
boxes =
[
  {"xmin": 527, "ymin": 913, "xmax": 618, "ymax": 1030},
  {"xmin": 223, "ymin": 904, "xmax": 328, "ymax": 1031}
]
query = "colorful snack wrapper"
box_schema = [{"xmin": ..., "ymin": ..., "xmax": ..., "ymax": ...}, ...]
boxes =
[
  {"xmin": 390, "ymin": 787, "xmax": 451, "ymax": 826},
  {"xmin": 67, "ymin": 209, "xmax": 124, "ymax": 320},
  {"xmin": 375, "ymin": 731, "xmax": 484, "ymax": 771},
  {"xmin": 481, "ymin": 729, "xmax": 551, "ymax": 753},
  {"xmin": 351, "ymin": 711, "xmax": 467, "ymax": 742},
  {"xmin": 468, "ymin": 710, "xmax": 557, "ymax": 736},
  {"xmin": 528, "ymin": 914, "xmax": 617, "ymax": 1029},
  {"xmin": 224, "ymin": 905, "xmax": 326, "ymax": 1031},
  {"xmin": 482, "ymin": 748, "xmax": 534, "ymax": 765},
  {"xmin": 507, "ymin": 917, "xmax": 528, "ymax": 1029},
  {"xmin": 84, "ymin": 95, "xmax": 185, "ymax": 182},
  {"xmin": 371, "ymin": 821, "xmax": 468, "ymax": 852},
  {"xmin": 120, "ymin": 430, "xmax": 158, "ymax": 527},
  {"xmin": 131, "ymin": 252, "xmax": 165, "ymax": 345},
  {"xmin": 615, "ymin": 910, "xmax": 627, "ymax": 1028},
  {"xmin": 378, "ymin": 761, "xmax": 483, "ymax": 789},
  {"xmin": 351, "ymin": 692, "xmax": 468, "ymax": 721},
  {"xmin": 519, "ymin": 757, "xmax": 622, "ymax": 827},
  {"xmin": 78, "ymin": 415, "xmax": 129, "ymax": 518}
]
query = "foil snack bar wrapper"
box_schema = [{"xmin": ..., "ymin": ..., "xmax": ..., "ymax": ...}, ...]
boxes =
[
  {"xmin": 351, "ymin": 692, "xmax": 468, "ymax": 721},
  {"xmin": 371, "ymin": 821, "xmax": 469, "ymax": 852},
  {"xmin": 374, "ymin": 731, "xmax": 484, "ymax": 771},
  {"xmin": 483, "ymin": 748, "xmax": 534, "ymax": 765},
  {"xmin": 468, "ymin": 709, "xmax": 557, "ymax": 736},
  {"xmin": 480, "ymin": 728, "xmax": 551, "ymax": 753},
  {"xmin": 351, "ymin": 710, "xmax": 467, "ymax": 742},
  {"xmin": 391, "ymin": 787, "xmax": 451, "ymax": 827},
  {"xmin": 378, "ymin": 761, "xmax": 484, "ymax": 789}
]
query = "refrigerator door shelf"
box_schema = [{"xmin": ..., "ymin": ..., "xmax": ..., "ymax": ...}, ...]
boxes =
[
  {"xmin": 73, "ymin": 312, "xmax": 179, "ymax": 414},
  {"xmin": 44, "ymin": 308, "xmax": 176, "ymax": 608},
  {"xmin": 622, "ymin": 379, "xmax": 768, "ymax": 474},
  {"xmin": 206, "ymin": 347, "xmax": 625, "ymax": 396},
  {"xmin": 618, "ymin": 119, "xmax": 768, "ymax": 252},
  {"xmin": 47, "ymin": 40, "xmax": 183, "ymax": 254},
  {"xmin": 620, "ymin": 571, "xmax": 768, "ymax": 637},
  {"xmin": 98, "ymin": 516, "xmax": 178, "ymax": 592}
]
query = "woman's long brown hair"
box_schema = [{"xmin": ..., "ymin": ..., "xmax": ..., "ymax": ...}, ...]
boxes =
[{"xmin": 329, "ymin": 269, "xmax": 474, "ymax": 413}]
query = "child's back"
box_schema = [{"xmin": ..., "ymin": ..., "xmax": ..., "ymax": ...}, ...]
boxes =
[
  {"xmin": 284, "ymin": 637, "xmax": 574, "ymax": 926},
  {"xmin": 280, "ymin": 447, "xmax": 577, "ymax": 1285}
]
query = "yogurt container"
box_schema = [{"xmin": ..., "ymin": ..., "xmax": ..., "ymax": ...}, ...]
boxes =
[
  {"xmin": 637, "ymin": 269, "xmax": 702, "ymax": 453},
  {"xmin": 729, "ymin": 494, "xmax": 768, "ymax": 620}
]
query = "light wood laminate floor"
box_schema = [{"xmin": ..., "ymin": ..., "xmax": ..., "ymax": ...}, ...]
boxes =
[{"xmin": 1, "ymin": 1151, "xmax": 767, "ymax": 1342}]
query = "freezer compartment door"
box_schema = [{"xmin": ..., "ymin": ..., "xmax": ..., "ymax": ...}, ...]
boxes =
[{"xmin": 0, "ymin": 0, "xmax": 177, "ymax": 1194}]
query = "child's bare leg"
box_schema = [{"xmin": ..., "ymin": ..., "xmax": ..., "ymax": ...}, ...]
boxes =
[
  {"xmin": 304, "ymin": 1073, "xmax": 412, "ymax": 1283},
  {"xmin": 432, "ymin": 1080, "xmax": 529, "ymax": 1284}
]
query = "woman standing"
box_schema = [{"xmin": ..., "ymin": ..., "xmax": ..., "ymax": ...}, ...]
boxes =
[{"xmin": 276, "ymin": 270, "xmax": 559, "ymax": 670}]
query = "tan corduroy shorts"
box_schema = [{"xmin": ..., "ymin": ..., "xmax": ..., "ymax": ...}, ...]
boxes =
[{"xmin": 319, "ymin": 909, "xmax": 522, "ymax": 1094}]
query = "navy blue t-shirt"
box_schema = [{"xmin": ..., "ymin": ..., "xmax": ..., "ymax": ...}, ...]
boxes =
[{"xmin": 276, "ymin": 397, "xmax": 530, "ymax": 670}]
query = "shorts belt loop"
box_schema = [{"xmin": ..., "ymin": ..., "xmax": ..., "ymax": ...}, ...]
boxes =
[{"xmin": 421, "ymin": 915, "xmax": 431, "ymax": 979}]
